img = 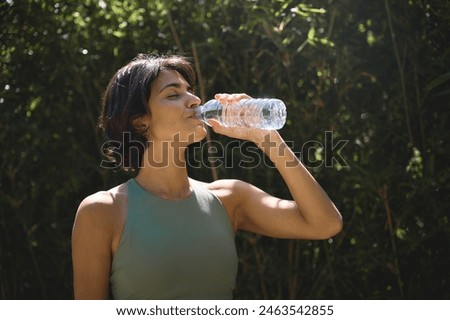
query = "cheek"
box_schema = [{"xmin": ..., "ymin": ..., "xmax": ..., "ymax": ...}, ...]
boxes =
[
  {"xmin": 146, "ymin": 121, "xmax": 173, "ymax": 141},
  {"xmin": 148, "ymin": 121, "xmax": 205, "ymax": 143}
]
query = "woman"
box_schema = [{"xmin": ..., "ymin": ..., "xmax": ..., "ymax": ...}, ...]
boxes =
[{"xmin": 72, "ymin": 54, "xmax": 343, "ymax": 299}]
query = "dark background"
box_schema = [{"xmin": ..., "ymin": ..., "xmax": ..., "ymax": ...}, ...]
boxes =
[{"xmin": 1, "ymin": 0, "xmax": 449, "ymax": 299}]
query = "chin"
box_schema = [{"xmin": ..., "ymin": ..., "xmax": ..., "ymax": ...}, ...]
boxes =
[{"xmin": 192, "ymin": 125, "xmax": 208, "ymax": 142}]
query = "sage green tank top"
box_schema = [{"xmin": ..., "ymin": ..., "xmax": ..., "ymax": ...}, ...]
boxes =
[{"xmin": 110, "ymin": 178, "xmax": 238, "ymax": 299}]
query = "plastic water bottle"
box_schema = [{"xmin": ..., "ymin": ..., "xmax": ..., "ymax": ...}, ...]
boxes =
[{"xmin": 194, "ymin": 98, "xmax": 287, "ymax": 130}]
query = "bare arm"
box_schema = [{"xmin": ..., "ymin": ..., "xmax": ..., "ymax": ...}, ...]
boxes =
[
  {"xmin": 72, "ymin": 193, "xmax": 115, "ymax": 299},
  {"xmin": 209, "ymin": 93, "xmax": 342, "ymax": 240}
]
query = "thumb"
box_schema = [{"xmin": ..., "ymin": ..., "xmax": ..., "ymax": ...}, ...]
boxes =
[{"xmin": 207, "ymin": 119, "xmax": 224, "ymax": 133}]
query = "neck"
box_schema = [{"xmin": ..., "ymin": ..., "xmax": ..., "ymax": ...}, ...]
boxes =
[{"xmin": 136, "ymin": 140, "xmax": 191, "ymax": 200}]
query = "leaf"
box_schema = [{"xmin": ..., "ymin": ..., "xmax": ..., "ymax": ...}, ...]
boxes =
[
  {"xmin": 424, "ymin": 73, "xmax": 450, "ymax": 96},
  {"xmin": 307, "ymin": 27, "xmax": 316, "ymax": 41}
]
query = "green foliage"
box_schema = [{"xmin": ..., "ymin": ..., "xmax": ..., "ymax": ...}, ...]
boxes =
[{"xmin": 1, "ymin": 0, "xmax": 449, "ymax": 299}]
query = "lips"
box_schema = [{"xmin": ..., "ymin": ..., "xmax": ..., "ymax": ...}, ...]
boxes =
[{"xmin": 186, "ymin": 111, "xmax": 198, "ymax": 119}]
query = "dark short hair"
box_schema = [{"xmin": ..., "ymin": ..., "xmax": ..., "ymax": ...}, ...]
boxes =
[{"xmin": 99, "ymin": 54, "xmax": 196, "ymax": 171}]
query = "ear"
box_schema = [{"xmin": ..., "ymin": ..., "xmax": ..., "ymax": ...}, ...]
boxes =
[{"xmin": 131, "ymin": 114, "xmax": 151, "ymax": 135}]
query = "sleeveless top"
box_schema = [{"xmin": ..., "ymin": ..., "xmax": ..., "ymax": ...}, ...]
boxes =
[{"xmin": 110, "ymin": 178, "xmax": 238, "ymax": 299}]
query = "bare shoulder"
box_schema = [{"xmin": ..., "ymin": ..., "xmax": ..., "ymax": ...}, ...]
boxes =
[
  {"xmin": 205, "ymin": 178, "xmax": 270, "ymax": 210},
  {"xmin": 204, "ymin": 178, "xmax": 251, "ymax": 196},
  {"xmin": 191, "ymin": 178, "xmax": 264, "ymax": 206},
  {"xmin": 190, "ymin": 178, "xmax": 252, "ymax": 201},
  {"xmin": 74, "ymin": 183, "xmax": 128, "ymax": 233},
  {"xmin": 72, "ymin": 183, "xmax": 128, "ymax": 299},
  {"xmin": 192, "ymin": 179, "xmax": 253, "ymax": 232}
]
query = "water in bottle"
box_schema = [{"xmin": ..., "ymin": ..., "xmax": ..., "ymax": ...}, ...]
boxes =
[{"xmin": 194, "ymin": 98, "xmax": 287, "ymax": 130}]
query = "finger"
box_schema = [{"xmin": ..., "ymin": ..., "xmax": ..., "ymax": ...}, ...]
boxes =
[
  {"xmin": 213, "ymin": 93, "xmax": 229, "ymax": 106},
  {"xmin": 207, "ymin": 118, "xmax": 223, "ymax": 132},
  {"xmin": 233, "ymin": 93, "xmax": 252, "ymax": 100},
  {"xmin": 209, "ymin": 120, "xmax": 251, "ymax": 140},
  {"xmin": 214, "ymin": 93, "xmax": 252, "ymax": 103},
  {"xmin": 208, "ymin": 119, "xmax": 238, "ymax": 137}
]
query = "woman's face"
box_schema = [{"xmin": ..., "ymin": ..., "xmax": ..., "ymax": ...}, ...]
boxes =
[{"xmin": 146, "ymin": 69, "xmax": 206, "ymax": 144}]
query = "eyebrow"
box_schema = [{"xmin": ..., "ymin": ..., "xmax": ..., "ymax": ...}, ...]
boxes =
[{"xmin": 159, "ymin": 82, "xmax": 191, "ymax": 93}]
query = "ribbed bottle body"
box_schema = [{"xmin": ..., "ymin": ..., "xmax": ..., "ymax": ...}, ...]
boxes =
[{"xmin": 195, "ymin": 98, "xmax": 286, "ymax": 130}]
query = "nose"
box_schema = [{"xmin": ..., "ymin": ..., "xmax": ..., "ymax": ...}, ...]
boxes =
[{"xmin": 188, "ymin": 92, "xmax": 201, "ymax": 108}]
